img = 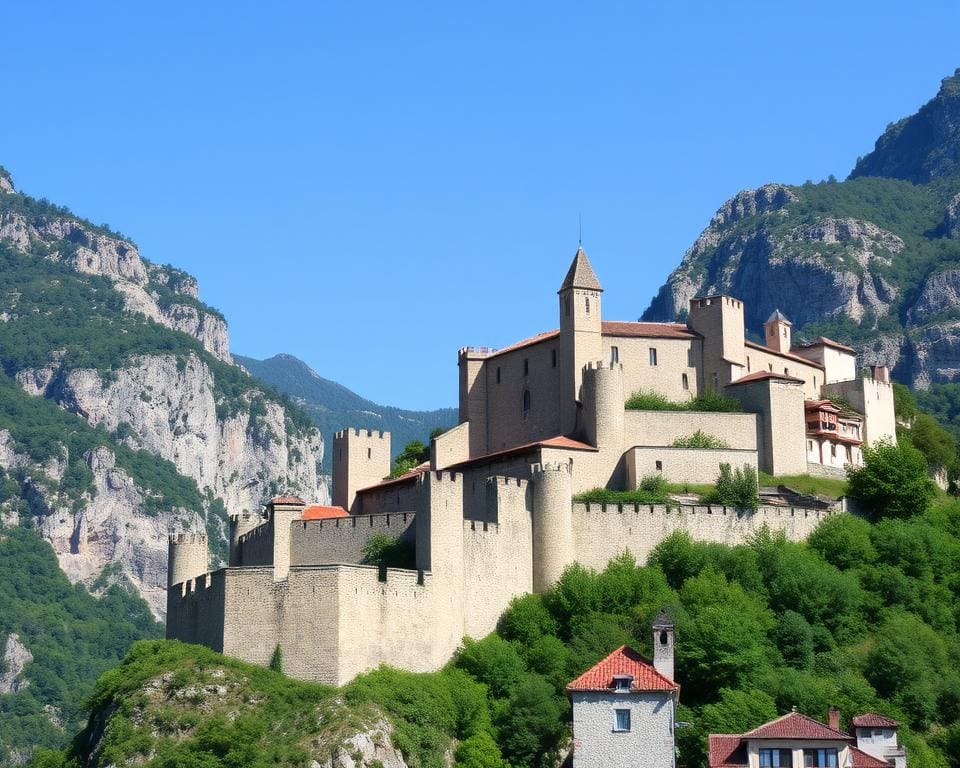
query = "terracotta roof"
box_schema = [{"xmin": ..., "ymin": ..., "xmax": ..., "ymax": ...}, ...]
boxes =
[
  {"xmin": 727, "ymin": 370, "xmax": 805, "ymax": 386},
  {"xmin": 302, "ymin": 505, "xmax": 349, "ymax": 520},
  {"xmin": 355, "ymin": 461, "xmax": 430, "ymax": 493},
  {"xmin": 601, "ymin": 321, "xmax": 699, "ymax": 340},
  {"xmin": 269, "ymin": 494, "xmax": 306, "ymax": 505},
  {"xmin": 446, "ymin": 435, "xmax": 596, "ymax": 471},
  {"xmin": 485, "ymin": 330, "xmax": 560, "ymax": 359},
  {"xmin": 852, "ymin": 714, "xmax": 900, "ymax": 729},
  {"xmin": 806, "ymin": 399, "xmax": 842, "ymax": 413},
  {"xmin": 745, "ymin": 339, "xmax": 825, "ymax": 368},
  {"xmin": 566, "ymin": 645, "xmax": 677, "ymax": 693},
  {"xmin": 708, "ymin": 735, "xmax": 748, "ymax": 768},
  {"xmin": 850, "ymin": 747, "xmax": 893, "ymax": 768},
  {"xmin": 744, "ymin": 711, "xmax": 850, "ymax": 740},
  {"xmin": 560, "ymin": 246, "xmax": 602, "ymax": 292},
  {"xmin": 796, "ymin": 336, "xmax": 857, "ymax": 355}
]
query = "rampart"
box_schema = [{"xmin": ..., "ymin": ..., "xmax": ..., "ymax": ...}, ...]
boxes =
[
  {"xmin": 626, "ymin": 446, "xmax": 759, "ymax": 485},
  {"xmin": 290, "ymin": 512, "xmax": 416, "ymax": 565},
  {"xmin": 571, "ymin": 502, "xmax": 833, "ymax": 568},
  {"xmin": 623, "ymin": 410, "xmax": 758, "ymax": 451}
]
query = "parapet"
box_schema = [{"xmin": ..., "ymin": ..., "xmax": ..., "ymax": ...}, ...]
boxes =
[
  {"xmin": 531, "ymin": 461, "xmax": 572, "ymax": 476},
  {"xmin": 458, "ymin": 346, "xmax": 497, "ymax": 359},
  {"xmin": 584, "ymin": 360, "xmax": 623, "ymax": 372},
  {"xmin": 334, "ymin": 428, "xmax": 390, "ymax": 441},
  {"xmin": 169, "ymin": 533, "xmax": 208, "ymax": 545}
]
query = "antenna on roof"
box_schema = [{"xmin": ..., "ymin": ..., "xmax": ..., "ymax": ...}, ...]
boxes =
[{"xmin": 578, "ymin": 213, "xmax": 582, "ymax": 247}]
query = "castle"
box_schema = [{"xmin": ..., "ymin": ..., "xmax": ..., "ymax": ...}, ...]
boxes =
[{"xmin": 166, "ymin": 247, "xmax": 895, "ymax": 686}]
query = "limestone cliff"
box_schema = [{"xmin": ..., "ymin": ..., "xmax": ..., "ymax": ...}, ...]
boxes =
[
  {"xmin": 0, "ymin": 170, "xmax": 328, "ymax": 618},
  {"xmin": 643, "ymin": 71, "xmax": 960, "ymax": 391}
]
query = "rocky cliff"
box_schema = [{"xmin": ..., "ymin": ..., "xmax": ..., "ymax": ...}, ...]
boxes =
[
  {"xmin": 0, "ymin": 170, "xmax": 328, "ymax": 619},
  {"xmin": 643, "ymin": 70, "xmax": 960, "ymax": 393}
]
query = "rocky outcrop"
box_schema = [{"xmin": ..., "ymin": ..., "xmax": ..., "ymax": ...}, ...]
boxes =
[
  {"xmin": 45, "ymin": 354, "xmax": 326, "ymax": 516},
  {"xmin": 946, "ymin": 193, "xmax": 960, "ymax": 239},
  {"xmin": 0, "ymin": 634, "xmax": 33, "ymax": 694},
  {"xmin": 0, "ymin": 170, "xmax": 14, "ymax": 194},
  {"xmin": 710, "ymin": 184, "xmax": 796, "ymax": 228},
  {"xmin": 311, "ymin": 716, "xmax": 412, "ymax": 768}
]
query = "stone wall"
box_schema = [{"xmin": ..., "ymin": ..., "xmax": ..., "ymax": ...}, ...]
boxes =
[
  {"xmin": 606, "ymin": 336, "xmax": 702, "ymax": 401},
  {"xmin": 290, "ymin": 512, "xmax": 416, "ymax": 566},
  {"xmin": 357, "ymin": 476, "xmax": 420, "ymax": 515},
  {"xmin": 623, "ymin": 410, "xmax": 758, "ymax": 451},
  {"xmin": 433, "ymin": 421, "xmax": 471, "ymax": 469},
  {"xmin": 165, "ymin": 569, "xmax": 227, "ymax": 651},
  {"xmin": 626, "ymin": 446, "xmax": 758, "ymax": 485},
  {"xmin": 236, "ymin": 519, "xmax": 275, "ymax": 567},
  {"xmin": 571, "ymin": 502, "xmax": 833, "ymax": 568}
]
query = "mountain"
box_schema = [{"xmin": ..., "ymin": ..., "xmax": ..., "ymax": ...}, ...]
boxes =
[
  {"xmin": 0, "ymin": 168, "xmax": 329, "ymax": 763},
  {"xmin": 643, "ymin": 70, "xmax": 960, "ymax": 421},
  {"xmin": 235, "ymin": 353, "xmax": 457, "ymax": 471}
]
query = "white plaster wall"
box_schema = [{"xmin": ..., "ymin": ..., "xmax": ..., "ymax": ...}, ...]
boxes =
[{"xmin": 571, "ymin": 691, "xmax": 674, "ymax": 768}]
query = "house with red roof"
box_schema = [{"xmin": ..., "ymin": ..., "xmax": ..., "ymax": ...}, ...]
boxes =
[
  {"xmin": 709, "ymin": 708, "xmax": 905, "ymax": 768},
  {"xmin": 567, "ymin": 609, "xmax": 679, "ymax": 768}
]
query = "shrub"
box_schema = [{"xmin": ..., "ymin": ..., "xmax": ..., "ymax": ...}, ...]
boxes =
[
  {"xmin": 625, "ymin": 389, "xmax": 742, "ymax": 412},
  {"xmin": 847, "ymin": 438, "xmax": 936, "ymax": 519},
  {"xmin": 573, "ymin": 475, "xmax": 669, "ymax": 505},
  {"xmin": 708, "ymin": 463, "xmax": 759, "ymax": 510},
  {"xmin": 360, "ymin": 533, "xmax": 416, "ymax": 570},
  {"xmin": 269, "ymin": 645, "xmax": 283, "ymax": 673},
  {"xmin": 672, "ymin": 430, "xmax": 730, "ymax": 449}
]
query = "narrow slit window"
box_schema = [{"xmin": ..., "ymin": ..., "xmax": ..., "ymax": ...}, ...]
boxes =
[
  {"xmin": 649, "ymin": 347, "xmax": 658, "ymax": 366},
  {"xmin": 522, "ymin": 389, "xmax": 531, "ymax": 417},
  {"xmin": 681, "ymin": 373, "xmax": 689, "ymax": 391},
  {"xmin": 585, "ymin": 296, "xmax": 590, "ymax": 314},
  {"xmin": 551, "ymin": 349, "xmax": 557, "ymax": 368},
  {"xmin": 523, "ymin": 358, "xmax": 529, "ymax": 376},
  {"xmin": 496, "ymin": 367, "xmax": 501, "ymax": 384},
  {"xmin": 611, "ymin": 346, "xmax": 619, "ymax": 364}
]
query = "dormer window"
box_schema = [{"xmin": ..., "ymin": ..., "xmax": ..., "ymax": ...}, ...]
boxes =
[{"xmin": 613, "ymin": 674, "xmax": 633, "ymax": 692}]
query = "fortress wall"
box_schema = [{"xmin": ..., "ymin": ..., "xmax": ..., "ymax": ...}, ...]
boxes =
[
  {"xmin": 165, "ymin": 569, "xmax": 226, "ymax": 651},
  {"xmin": 433, "ymin": 421, "xmax": 471, "ymax": 469},
  {"xmin": 623, "ymin": 410, "xmax": 758, "ymax": 451},
  {"xmin": 484, "ymin": 338, "xmax": 562, "ymax": 454},
  {"xmin": 461, "ymin": 477, "xmax": 534, "ymax": 639},
  {"xmin": 606, "ymin": 336, "xmax": 702, "ymax": 401},
  {"xmin": 358, "ymin": 478, "xmax": 420, "ymax": 515},
  {"xmin": 626, "ymin": 446, "xmax": 759, "ymax": 486},
  {"xmin": 335, "ymin": 565, "xmax": 441, "ymax": 685},
  {"xmin": 571, "ymin": 503, "xmax": 834, "ymax": 568},
  {"xmin": 289, "ymin": 512, "xmax": 416, "ymax": 566},
  {"xmin": 236, "ymin": 519, "xmax": 275, "ymax": 567}
]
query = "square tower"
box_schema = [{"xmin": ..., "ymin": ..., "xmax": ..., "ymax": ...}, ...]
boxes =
[
  {"xmin": 559, "ymin": 246, "xmax": 603, "ymax": 434},
  {"xmin": 688, "ymin": 295, "xmax": 746, "ymax": 389},
  {"xmin": 332, "ymin": 429, "xmax": 392, "ymax": 514}
]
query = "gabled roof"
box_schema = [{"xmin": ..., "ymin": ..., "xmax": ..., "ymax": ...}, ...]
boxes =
[
  {"xmin": 795, "ymin": 336, "xmax": 857, "ymax": 355},
  {"xmin": 566, "ymin": 645, "xmax": 677, "ymax": 693},
  {"xmin": 727, "ymin": 370, "xmax": 805, "ymax": 386},
  {"xmin": 850, "ymin": 746, "xmax": 894, "ymax": 768},
  {"xmin": 743, "ymin": 711, "xmax": 850, "ymax": 740},
  {"xmin": 852, "ymin": 713, "xmax": 900, "ymax": 729},
  {"xmin": 744, "ymin": 339, "xmax": 825, "ymax": 368},
  {"xmin": 269, "ymin": 494, "xmax": 306, "ymax": 506},
  {"xmin": 559, "ymin": 246, "xmax": 602, "ymax": 292},
  {"xmin": 708, "ymin": 735, "xmax": 749, "ymax": 768},
  {"xmin": 302, "ymin": 505, "xmax": 349, "ymax": 520},
  {"xmin": 767, "ymin": 309, "xmax": 792, "ymax": 325},
  {"xmin": 602, "ymin": 321, "xmax": 699, "ymax": 340}
]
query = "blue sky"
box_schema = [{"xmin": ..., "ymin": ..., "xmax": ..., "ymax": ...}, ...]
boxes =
[{"xmin": 1, "ymin": 3, "xmax": 958, "ymax": 409}]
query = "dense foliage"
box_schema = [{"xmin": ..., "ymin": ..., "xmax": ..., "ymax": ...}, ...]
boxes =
[
  {"xmin": 704, "ymin": 463, "xmax": 760, "ymax": 510},
  {"xmin": 0, "ymin": 526, "xmax": 161, "ymax": 763}
]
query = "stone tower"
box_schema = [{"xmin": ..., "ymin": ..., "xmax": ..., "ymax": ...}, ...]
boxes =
[
  {"xmin": 167, "ymin": 533, "xmax": 209, "ymax": 588},
  {"xmin": 332, "ymin": 429, "xmax": 392, "ymax": 514},
  {"xmin": 532, "ymin": 461, "xmax": 574, "ymax": 592},
  {"xmin": 688, "ymin": 295, "xmax": 746, "ymax": 389},
  {"xmin": 228, "ymin": 512, "xmax": 260, "ymax": 566},
  {"xmin": 652, "ymin": 607, "xmax": 675, "ymax": 682},
  {"xmin": 764, "ymin": 309, "xmax": 792, "ymax": 354},
  {"xmin": 558, "ymin": 246, "xmax": 603, "ymax": 434}
]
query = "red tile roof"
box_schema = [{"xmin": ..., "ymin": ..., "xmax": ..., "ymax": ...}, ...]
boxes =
[
  {"xmin": 356, "ymin": 461, "xmax": 430, "ymax": 493},
  {"xmin": 796, "ymin": 336, "xmax": 857, "ymax": 355},
  {"xmin": 566, "ymin": 645, "xmax": 678, "ymax": 693},
  {"xmin": 744, "ymin": 711, "xmax": 850, "ymax": 740},
  {"xmin": 302, "ymin": 505, "xmax": 349, "ymax": 520},
  {"xmin": 727, "ymin": 370, "xmax": 805, "ymax": 386},
  {"xmin": 270, "ymin": 494, "xmax": 306, "ymax": 505},
  {"xmin": 850, "ymin": 747, "xmax": 893, "ymax": 768},
  {"xmin": 601, "ymin": 321, "xmax": 699, "ymax": 340},
  {"xmin": 708, "ymin": 735, "xmax": 748, "ymax": 768},
  {"xmin": 486, "ymin": 330, "xmax": 560, "ymax": 358},
  {"xmin": 446, "ymin": 435, "xmax": 597, "ymax": 471},
  {"xmin": 852, "ymin": 714, "xmax": 900, "ymax": 729},
  {"xmin": 745, "ymin": 339, "xmax": 826, "ymax": 368}
]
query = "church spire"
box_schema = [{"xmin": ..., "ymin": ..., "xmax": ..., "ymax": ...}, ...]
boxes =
[{"xmin": 559, "ymin": 245, "xmax": 603, "ymax": 293}]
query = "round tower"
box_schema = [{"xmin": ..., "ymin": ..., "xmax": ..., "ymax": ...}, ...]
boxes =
[
  {"xmin": 167, "ymin": 533, "xmax": 209, "ymax": 588},
  {"xmin": 581, "ymin": 361, "xmax": 624, "ymax": 451},
  {"xmin": 228, "ymin": 512, "xmax": 261, "ymax": 567},
  {"xmin": 532, "ymin": 462, "xmax": 574, "ymax": 593}
]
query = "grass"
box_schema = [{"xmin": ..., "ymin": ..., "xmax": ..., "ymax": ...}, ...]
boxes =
[
  {"xmin": 625, "ymin": 389, "xmax": 742, "ymax": 413},
  {"xmin": 759, "ymin": 472, "xmax": 848, "ymax": 498},
  {"xmin": 574, "ymin": 474, "xmax": 671, "ymax": 505}
]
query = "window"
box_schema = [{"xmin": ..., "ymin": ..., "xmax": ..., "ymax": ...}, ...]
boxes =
[
  {"xmin": 585, "ymin": 296, "xmax": 590, "ymax": 314},
  {"xmin": 496, "ymin": 367, "xmax": 501, "ymax": 384},
  {"xmin": 522, "ymin": 389, "xmax": 531, "ymax": 417},
  {"xmin": 552, "ymin": 349, "xmax": 557, "ymax": 368},
  {"xmin": 769, "ymin": 363, "xmax": 773, "ymax": 372},
  {"xmin": 613, "ymin": 709, "xmax": 631, "ymax": 732},
  {"xmin": 613, "ymin": 675, "xmax": 632, "ymax": 692},
  {"xmin": 831, "ymin": 444, "xmax": 837, "ymax": 458},
  {"xmin": 367, "ymin": 448, "xmax": 371, "ymax": 459},
  {"xmin": 814, "ymin": 376, "xmax": 818, "ymax": 388},
  {"xmin": 803, "ymin": 748, "xmax": 838, "ymax": 768},
  {"xmin": 611, "ymin": 346, "xmax": 619, "ymax": 364},
  {"xmin": 747, "ymin": 356, "xmax": 751, "ymax": 372},
  {"xmin": 682, "ymin": 373, "xmax": 689, "ymax": 391},
  {"xmin": 649, "ymin": 347, "xmax": 658, "ymax": 366},
  {"xmin": 523, "ymin": 358, "xmax": 529, "ymax": 376},
  {"xmin": 784, "ymin": 367, "xmax": 789, "ymax": 375},
  {"xmin": 760, "ymin": 749, "xmax": 793, "ymax": 767},
  {"xmin": 655, "ymin": 460, "xmax": 663, "ymax": 471},
  {"xmin": 808, "ymin": 440, "xmax": 813, "ymax": 451}
]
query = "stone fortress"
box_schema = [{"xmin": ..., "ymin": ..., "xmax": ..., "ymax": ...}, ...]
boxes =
[{"xmin": 167, "ymin": 247, "xmax": 896, "ymax": 686}]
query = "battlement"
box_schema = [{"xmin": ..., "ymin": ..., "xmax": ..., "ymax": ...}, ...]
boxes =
[
  {"xmin": 690, "ymin": 295, "xmax": 743, "ymax": 310},
  {"xmin": 584, "ymin": 360, "xmax": 623, "ymax": 372},
  {"xmin": 420, "ymin": 470, "xmax": 463, "ymax": 484},
  {"xmin": 334, "ymin": 428, "xmax": 389, "ymax": 441},
  {"xmin": 531, "ymin": 461, "xmax": 572, "ymax": 475},
  {"xmin": 573, "ymin": 501, "xmax": 832, "ymax": 519},
  {"xmin": 458, "ymin": 346, "xmax": 497, "ymax": 358},
  {"xmin": 487, "ymin": 475, "xmax": 528, "ymax": 488},
  {"xmin": 169, "ymin": 532, "xmax": 207, "ymax": 545},
  {"xmin": 296, "ymin": 511, "xmax": 414, "ymax": 533}
]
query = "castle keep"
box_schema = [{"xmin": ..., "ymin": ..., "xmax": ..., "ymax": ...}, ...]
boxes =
[{"xmin": 167, "ymin": 247, "xmax": 895, "ymax": 685}]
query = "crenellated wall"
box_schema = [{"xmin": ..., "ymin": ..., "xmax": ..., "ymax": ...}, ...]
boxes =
[{"xmin": 290, "ymin": 512, "xmax": 416, "ymax": 566}]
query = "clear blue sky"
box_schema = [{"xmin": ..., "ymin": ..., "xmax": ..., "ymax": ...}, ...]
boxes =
[{"xmin": 1, "ymin": 3, "xmax": 957, "ymax": 410}]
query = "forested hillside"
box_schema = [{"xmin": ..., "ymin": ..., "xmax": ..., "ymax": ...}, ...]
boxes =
[{"xmin": 236, "ymin": 353, "xmax": 456, "ymax": 471}]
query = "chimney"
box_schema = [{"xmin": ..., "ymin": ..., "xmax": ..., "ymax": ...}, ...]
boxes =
[
  {"xmin": 870, "ymin": 365, "xmax": 890, "ymax": 384},
  {"xmin": 828, "ymin": 706, "xmax": 841, "ymax": 732},
  {"xmin": 652, "ymin": 607, "xmax": 675, "ymax": 682}
]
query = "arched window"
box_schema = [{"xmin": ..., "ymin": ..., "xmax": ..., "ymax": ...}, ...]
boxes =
[{"xmin": 522, "ymin": 389, "xmax": 531, "ymax": 417}]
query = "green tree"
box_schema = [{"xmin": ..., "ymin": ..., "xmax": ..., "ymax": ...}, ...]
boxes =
[
  {"xmin": 808, "ymin": 514, "xmax": 877, "ymax": 570},
  {"xmin": 847, "ymin": 439, "xmax": 936, "ymax": 519},
  {"xmin": 455, "ymin": 636, "xmax": 526, "ymax": 700},
  {"xmin": 494, "ymin": 675, "xmax": 566, "ymax": 768},
  {"xmin": 391, "ymin": 440, "xmax": 430, "ymax": 477}
]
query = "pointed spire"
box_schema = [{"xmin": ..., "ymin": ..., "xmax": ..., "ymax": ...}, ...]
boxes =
[
  {"xmin": 559, "ymin": 245, "xmax": 602, "ymax": 293},
  {"xmin": 766, "ymin": 308, "xmax": 791, "ymax": 325}
]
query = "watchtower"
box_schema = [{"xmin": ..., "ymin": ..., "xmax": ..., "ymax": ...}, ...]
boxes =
[
  {"xmin": 688, "ymin": 295, "xmax": 746, "ymax": 389},
  {"xmin": 228, "ymin": 511, "xmax": 261, "ymax": 566},
  {"xmin": 764, "ymin": 309, "xmax": 792, "ymax": 354},
  {"xmin": 332, "ymin": 428, "xmax": 392, "ymax": 514},
  {"xmin": 532, "ymin": 462, "xmax": 573, "ymax": 592},
  {"xmin": 167, "ymin": 533, "xmax": 209, "ymax": 588},
  {"xmin": 266, "ymin": 495, "xmax": 305, "ymax": 580},
  {"xmin": 559, "ymin": 246, "xmax": 603, "ymax": 434}
]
